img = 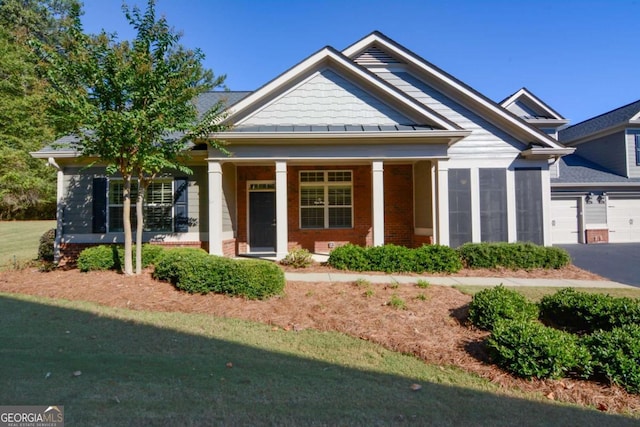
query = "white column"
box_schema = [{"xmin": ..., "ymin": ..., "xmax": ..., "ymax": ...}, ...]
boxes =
[
  {"xmin": 372, "ymin": 160, "xmax": 384, "ymax": 246},
  {"xmin": 436, "ymin": 160, "xmax": 450, "ymax": 246},
  {"xmin": 208, "ymin": 161, "xmax": 223, "ymax": 255},
  {"xmin": 275, "ymin": 161, "xmax": 288, "ymax": 259}
]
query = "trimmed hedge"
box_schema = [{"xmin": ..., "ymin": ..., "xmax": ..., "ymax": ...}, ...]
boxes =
[
  {"xmin": 457, "ymin": 242, "xmax": 570, "ymax": 270},
  {"xmin": 468, "ymin": 285, "xmax": 539, "ymax": 331},
  {"xmin": 488, "ymin": 319, "xmax": 591, "ymax": 380},
  {"xmin": 539, "ymin": 288, "xmax": 640, "ymax": 333},
  {"xmin": 327, "ymin": 244, "xmax": 461, "ymax": 273},
  {"xmin": 153, "ymin": 248, "xmax": 285, "ymax": 299},
  {"xmin": 583, "ymin": 325, "xmax": 640, "ymax": 394},
  {"xmin": 37, "ymin": 228, "xmax": 56, "ymax": 262},
  {"xmin": 77, "ymin": 244, "xmax": 166, "ymax": 272}
]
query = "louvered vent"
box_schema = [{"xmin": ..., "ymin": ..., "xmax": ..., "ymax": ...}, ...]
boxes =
[{"xmin": 354, "ymin": 46, "xmax": 404, "ymax": 66}]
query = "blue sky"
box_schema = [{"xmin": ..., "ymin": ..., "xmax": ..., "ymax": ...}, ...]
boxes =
[{"xmin": 80, "ymin": 0, "xmax": 640, "ymax": 125}]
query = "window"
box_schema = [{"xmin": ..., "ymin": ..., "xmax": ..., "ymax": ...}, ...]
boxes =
[
  {"xmin": 300, "ymin": 170, "xmax": 352, "ymax": 229},
  {"xmin": 108, "ymin": 179, "xmax": 175, "ymax": 232}
]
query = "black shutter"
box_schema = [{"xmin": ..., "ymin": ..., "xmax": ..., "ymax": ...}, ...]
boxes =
[
  {"xmin": 92, "ymin": 177, "xmax": 108, "ymax": 233},
  {"xmin": 515, "ymin": 168, "xmax": 543, "ymax": 244},
  {"xmin": 174, "ymin": 178, "xmax": 189, "ymax": 232}
]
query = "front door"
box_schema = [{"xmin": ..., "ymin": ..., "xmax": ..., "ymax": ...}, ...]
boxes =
[{"xmin": 249, "ymin": 191, "xmax": 276, "ymax": 250}]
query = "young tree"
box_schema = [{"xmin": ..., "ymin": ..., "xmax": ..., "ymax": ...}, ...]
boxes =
[{"xmin": 40, "ymin": 0, "xmax": 228, "ymax": 274}]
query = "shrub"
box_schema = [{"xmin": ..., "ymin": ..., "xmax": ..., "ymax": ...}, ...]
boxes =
[
  {"xmin": 78, "ymin": 244, "xmax": 167, "ymax": 272},
  {"xmin": 328, "ymin": 243, "xmax": 462, "ymax": 274},
  {"xmin": 457, "ymin": 242, "xmax": 570, "ymax": 270},
  {"xmin": 37, "ymin": 228, "xmax": 56, "ymax": 262},
  {"xmin": 468, "ymin": 285, "xmax": 539, "ymax": 331},
  {"xmin": 154, "ymin": 249, "xmax": 284, "ymax": 299},
  {"xmin": 327, "ymin": 244, "xmax": 369, "ymax": 271},
  {"xmin": 583, "ymin": 325, "xmax": 640, "ymax": 394},
  {"xmin": 388, "ymin": 294, "xmax": 407, "ymax": 310},
  {"xmin": 366, "ymin": 244, "xmax": 415, "ymax": 273},
  {"xmin": 153, "ymin": 247, "xmax": 211, "ymax": 287},
  {"xmin": 77, "ymin": 245, "xmax": 121, "ymax": 272},
  {"xmin": 280, "ymin": 248, "xmax": 313, "ymax": 268},
  {"xmin": 488, "ymin": 319, "xmax": 591, "ymax": 379},
  {"xmin": 539, "ymin": 288, "xmax": 640, "ymax": 333},
  {"xmin": 413, "ymin": 244, "xmax": 462, "ymax": 273}
]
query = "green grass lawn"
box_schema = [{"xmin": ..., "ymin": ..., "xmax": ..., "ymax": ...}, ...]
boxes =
[
  {"xmin": 1, "ymin": 293, "xmax": 637, "ymax": 426},
  {"xmin": 0, "ymin": 220, "xmax": 55, "ymax": 268}
]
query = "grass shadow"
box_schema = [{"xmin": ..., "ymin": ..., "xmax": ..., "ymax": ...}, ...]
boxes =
[{"xmin": 0, "ymin": 293, "xmax": 637, "ymax": 426}]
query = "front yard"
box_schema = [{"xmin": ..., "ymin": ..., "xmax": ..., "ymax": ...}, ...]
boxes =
[{"xmin": 1, "ymin": 267, "xmax": 639, "ymax": 424}]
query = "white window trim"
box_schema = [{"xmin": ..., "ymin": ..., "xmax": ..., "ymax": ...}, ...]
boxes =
[{"xmin": 299, "ymin": 170, "xmax": 353, "ymax": 229}]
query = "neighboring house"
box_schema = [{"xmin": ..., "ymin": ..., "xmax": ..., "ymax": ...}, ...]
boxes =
[
  {"xmin": 547, "ymin": 100, "xmax": 640, "ymax": 244},
  {"xmin": 32, "ymin": 31, "xmax": 573, "ymax": 263}
]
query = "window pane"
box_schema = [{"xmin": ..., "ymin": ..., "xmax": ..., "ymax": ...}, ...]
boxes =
[
  {"xmin": 301, "ymin": 187, "xmax": 324, "ymax": 206},
  {"xmin": 300, "ymin": 171, "xmax": 324, "ymax": 182},
  {"xmin": 328, "ymin": 186, "xmax": 351, "ymax": 205},
  {"xmin": 328, "ymin": 171, "xmax": 351, "ymax": 182},
  {"xmin": 109, "ymin": 207, "xmax": 124, "ymax": 232},
  {"xmin": 329, "ymin": 207, "xmax": 351, "ymax": 228},
  {"xmin": 144, "ymin": 206, "xmax": 173, "ymax": 231},
  {"xmin": 147, "ymin": 181, "xmax": 172, "ymax": 204},
  {"xmin": 301, "ymin": 207, "xmax": 324, "ymax": 228}
]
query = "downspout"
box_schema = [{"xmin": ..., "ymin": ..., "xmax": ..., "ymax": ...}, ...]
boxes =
[{"xmin": 47, "ymin": 157, "xmax": 64, "ymax": 264}]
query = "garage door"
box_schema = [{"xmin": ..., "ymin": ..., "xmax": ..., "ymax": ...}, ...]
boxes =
[
  {"xmin": 608, "ymin": 198, "xmax": 640, "ymax": 243},
  {"xmin": 551, "ymin": 198, "xmax": 580, "ymax": 244}
]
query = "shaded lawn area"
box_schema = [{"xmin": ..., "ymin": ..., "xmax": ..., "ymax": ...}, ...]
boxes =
[{"xmin": 1, "ymin": 293, "xmax": 637, "ymax": 426}]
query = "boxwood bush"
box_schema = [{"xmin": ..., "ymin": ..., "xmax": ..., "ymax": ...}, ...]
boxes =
[
  {"xmin": 153, "ymin": 248, "xmax": 285, "ymax": 299},
  {"xmin": 327, "ymin": 243, "xmax": 461, "ymax": 273},
  {"xmin": 327, "ymin": 244, "xmax": 370, "ymax": 271},
  {"xmin": 77, "ymin": 244, "xmax": 166, "ymax": 272},
  {"xmin": 583, "ymin": 325, "xmax": 640, "ymax": 394},
  {"xmin": 37, "ymin": 228, "xmax": 56, "ymax": 262},
  {"xmin": 468, "ymin": 285, "xmax": 539, "ymax": 331},
  {"xmin": 488, "ymin": 319, "xmax": 591, "ymax": 380},
  {"xmin": 413, "ymin": 244, "xmax": 462, "ymax": 273},
  {"xmin": 457, "ymin": 242, "xmax": 570, "ymax": 270},
  {"xmin": 539, "ymin": 288, "xmax": 640, "ymax": 333}
]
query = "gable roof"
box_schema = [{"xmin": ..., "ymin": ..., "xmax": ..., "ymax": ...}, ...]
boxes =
[
  {"xmin": 343, "ymin": 32, "xmax": 573, "ymax": 155},
  {"xmin": 221, "ymin": 45, "xmax": 462, "ymax": 133},
  {"xmin": 559, "ymin": 99, "xmax": 640, "ymax": 143},
  {"xmin": 500, "ymin": 87, "xmax": 568, "ymax": 124}
]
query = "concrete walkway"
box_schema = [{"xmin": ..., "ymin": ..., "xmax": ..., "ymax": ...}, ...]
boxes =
[{"xmin": 284, "ymin": 271, "xmax": 635, "ymax": 288}]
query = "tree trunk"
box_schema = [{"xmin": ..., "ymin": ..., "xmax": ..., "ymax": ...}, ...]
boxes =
[
  {"xmin": 122, "ymin": 175, "xmax": 134, "ymax": 275},
  {"xmin": 135, "ymin": 178, "xmax": 145, "ymax": 275}
]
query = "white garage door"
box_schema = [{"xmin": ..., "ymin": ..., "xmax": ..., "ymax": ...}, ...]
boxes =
[
  {"xmin": 608, "ymin": 198, "xmax": 640, "ymax": 243},
  {"xmin": 551, "ymin": 198, "xmax": 580, "ymax": 244}
]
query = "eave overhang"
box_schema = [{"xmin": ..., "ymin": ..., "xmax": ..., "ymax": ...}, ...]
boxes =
[
  {"xmin": 212, "ymin": 129, "xmax": 471, "ymax": 147},
  {"xmin": 520, "ymin": 147, "xmax": 575, "ymax": 160}
]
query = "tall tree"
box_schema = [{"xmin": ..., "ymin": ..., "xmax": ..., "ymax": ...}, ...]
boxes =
[
  {"xmin": 0, "ymin": 0, "xmax": 79, "ymax": 219},
  {"xmin": 39, "ymin": 0, "xmax": 227, "ymax": 274}
]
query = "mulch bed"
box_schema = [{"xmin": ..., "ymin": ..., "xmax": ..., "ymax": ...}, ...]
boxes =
[{"xmin": 0, "ymin": 265, "xmax": 638, "ymax": 416}]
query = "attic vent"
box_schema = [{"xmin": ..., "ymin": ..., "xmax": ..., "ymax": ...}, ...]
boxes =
[{"xmin": 354, "ymin": 46, "xmax": 404, "ymax": 66}]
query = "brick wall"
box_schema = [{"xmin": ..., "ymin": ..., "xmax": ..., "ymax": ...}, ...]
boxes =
[{"xmin": 384, "ymin": 164, "xmax": 414, "ymax": 247}]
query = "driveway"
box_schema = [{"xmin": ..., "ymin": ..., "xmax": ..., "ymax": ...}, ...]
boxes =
[{"xmin": 557, "ymin": 243, "xmax": 640, "ymax": 287}]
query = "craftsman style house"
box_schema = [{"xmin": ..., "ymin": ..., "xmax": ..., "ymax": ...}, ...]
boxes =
[{"xmin": 33, "ymin": 32, "xmax": 573, "ymax": 262}]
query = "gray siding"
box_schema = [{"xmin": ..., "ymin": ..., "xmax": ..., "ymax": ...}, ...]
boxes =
[
  {"xmin": 63, "ymin": 166, "xmax": 204, "ymax": 235},
  {"xmin": 574, "ymin": 130, "xmax": 627, "ymax": 177},
  {"xmin": 222, "ymin": 163, "xmax": 236, "ymax": 234},
  {"xmin": 376, "ymin": 71, "xmax": 525, "ymax": 158},
  {"xmin": 627, "ymin": 130, "xmax": 640, "ymax": 178},
  {"xmin": 243, "ymin": 69, "xmax": 412, "ymax": 126}
]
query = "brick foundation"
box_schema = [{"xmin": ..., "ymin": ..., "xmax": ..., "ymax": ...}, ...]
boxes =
[{"xmin": 585, "ymin": 229, "xmax": 609, "ymax": 244}]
